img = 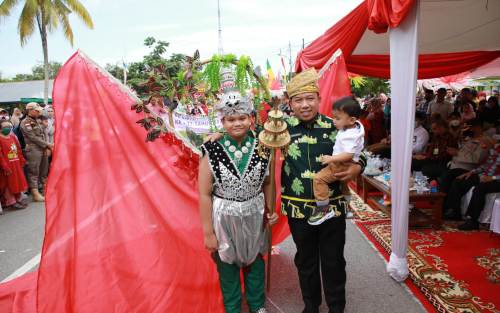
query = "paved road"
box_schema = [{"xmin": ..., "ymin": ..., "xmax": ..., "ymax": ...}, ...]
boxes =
[
  {"xmin": 263, "ymin": 221, "xmax": 426, "ymax": 313},
  {"xmin": 0, "ymin": 201, "xmax": 426, "ymax": 312},
  {"xmin": 0, "ymin": 200, "xmax": 45, "ymax": 282}
]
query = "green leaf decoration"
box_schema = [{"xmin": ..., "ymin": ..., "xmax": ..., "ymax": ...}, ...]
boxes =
[
  {"xmin": 208, "ymin": 109, "xmax": 218, "ymax": 132},
  {"xmin": 284, "ymin": 162, "xmax": 291, "ymax": 176},
  {"xmin": 300, "ymin": 170, "xmax": 315, "ymax": 179},
  {"xmin": 329, "ymin": 130, "xmax": 338, "ymax": 142},
  {"xmin": 298, "ymin": 135, "xmax": 317, "ymax": 144},
  {"xmin": 286, "ymin": 116, "xmax": 299, "ymax": 126},
  {"xmin": 222, "ymin": 54, "xmax": 237, "ymax": 67},
  {"xmin": 316, "ymin": 117, "xmax": 332, "ymax": 129},
  {"xmin": 291, "ymin": 178, "xmax": 304, "ymax": 195},
  {"xmin": 288, "ymin": 143, "xmax": 301, "ymax": 160},
  {"xmin": 236, "ymin": 55, "xmax": 251, "ymax": 94},
  {"xmin": 203, "ymin": 55, "xmax": 222, "ymax": 92}
]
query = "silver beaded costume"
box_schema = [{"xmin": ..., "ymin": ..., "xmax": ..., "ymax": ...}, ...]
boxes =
[{"xmin": 201, "ymin": 138, "xmax": 270, "ymax": 267}]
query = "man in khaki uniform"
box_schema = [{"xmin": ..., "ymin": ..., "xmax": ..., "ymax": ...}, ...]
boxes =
[{"xmin": 20, "ymin": 102, "xmax": 53, "ymax": 201}]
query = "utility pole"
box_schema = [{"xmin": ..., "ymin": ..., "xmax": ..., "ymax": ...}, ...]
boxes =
[
  {"xmin": 302, "ymin": 38, "xmax": 305, "ymax": 49},
  {"xmin": 288, "ymin": 41, "xmax": 292, "ymax": 80},
  {"xmin": 217, "ymin": 0, "xmax": 224, "ymax": 55}
]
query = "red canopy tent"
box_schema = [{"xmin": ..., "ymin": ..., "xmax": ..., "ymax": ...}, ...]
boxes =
[
  {"xmin": 295, "ymin": 0, "xmax": 500, "ymax": 282},
  {"xmin": 296, "ymin": 0, "xmax": 500, "ymax": 79}
]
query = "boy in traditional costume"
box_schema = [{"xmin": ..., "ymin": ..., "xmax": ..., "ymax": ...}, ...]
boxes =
[{"xmin": 198, "ymin": 90, "xmax": 278, "ymax": 313}]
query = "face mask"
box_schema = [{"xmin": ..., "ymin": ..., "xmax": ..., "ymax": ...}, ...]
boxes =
[
  {"xmin": 449, "ymin": 120, "xmax": 460, "ymax": 127},
  {"xmin": 1, "ymin": 127, "xmax": 11, "ymax": 135}
]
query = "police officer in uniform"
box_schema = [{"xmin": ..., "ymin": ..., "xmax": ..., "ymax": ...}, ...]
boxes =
[{"xmin": 20, "ymin": 102, "xmax": 53, "ymax": 202}]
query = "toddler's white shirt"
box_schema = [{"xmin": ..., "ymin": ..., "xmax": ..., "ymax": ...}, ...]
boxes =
[{"xmin": 332, "ymin": 121, "xmax": 365, "ymax": 162}]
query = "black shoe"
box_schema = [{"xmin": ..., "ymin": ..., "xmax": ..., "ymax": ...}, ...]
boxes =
[
  {"xmin": 302, "ymin": 308, "xmax": 320, "ymax": 313},
  {"xmin": 458, "ymin": 219, "xmax": 479, "ymax": 231},
  {"xmin": 444, "ymin": 209, "xmax": 461, "ymax": 220}
]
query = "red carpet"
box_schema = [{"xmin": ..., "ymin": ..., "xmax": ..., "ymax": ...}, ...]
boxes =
[{"xmin": 349, "ymin": 190, "xmax": 500, "ymax": 313}]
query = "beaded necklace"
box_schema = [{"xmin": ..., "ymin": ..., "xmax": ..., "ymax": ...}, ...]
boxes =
[{"xmin": 221, "ymin": 134, "xmax": 254, "ymax": 174}]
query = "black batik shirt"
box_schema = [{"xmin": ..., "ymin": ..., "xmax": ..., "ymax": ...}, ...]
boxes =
[{"xmin": 280, "ymin": 114, "xmax": 366, "ymax": 219}]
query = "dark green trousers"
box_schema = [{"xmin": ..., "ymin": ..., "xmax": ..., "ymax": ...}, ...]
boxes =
[{"xmin": 214, "ymin": 253, "xmax": 265, "ymax": 313}]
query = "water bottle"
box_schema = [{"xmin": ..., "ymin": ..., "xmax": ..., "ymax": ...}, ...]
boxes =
[{"xmin": 430, "ymin": 180, "xmax": 438, "ymax": 193}]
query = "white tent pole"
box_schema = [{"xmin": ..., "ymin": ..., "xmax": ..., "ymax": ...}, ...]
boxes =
[{"xmin": 387, "ymin": 0, "xmax": 420, "ymax": 282}]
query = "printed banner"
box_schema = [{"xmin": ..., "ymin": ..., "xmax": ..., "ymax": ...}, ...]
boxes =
[{"xmin": 169, "ymin": 111, "xmax": 222, "ymax": 134}]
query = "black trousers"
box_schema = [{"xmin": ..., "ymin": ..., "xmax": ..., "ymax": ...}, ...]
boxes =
[
  {"xmin": 288, "ymin": 216, "xmax": 346, "ymax": 313},
  {"xmin": 438, "ymin": 168, "xmax": 468, "ymax": 193},
  {"xmin": 411, "ymin": 159, "xmax": 448, "ymax": 181},
  {"xmin": 466, "ymin": 180, "xmax": 500, "ymax": 220},
  {"xmin": 444, "ymin": 174, "xmax": 479, "ymax": 216}
]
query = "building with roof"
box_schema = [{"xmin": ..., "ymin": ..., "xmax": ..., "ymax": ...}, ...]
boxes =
[{"xmin": 0, "ymin": 80, "xmax": 53, "ymax": 110}]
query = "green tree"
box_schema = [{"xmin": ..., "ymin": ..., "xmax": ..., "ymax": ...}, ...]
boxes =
[
  {"xmin": 0, "ymin": 61, "xmax": 61, "ymax": 81},
  {"xmin": 31, "ymin": 61, "xmax": 61, "ymax": 80},
  {"xmin": 105, "ymin": 63, "xmax": 125, "ymax": 82},
  {"xmin": 0, "ymin": 0, "xmax": 94, "ymax": 104},
  {"xmin": 350, "ymin": 77, "xmax": 390, "ymax": 98},
  {"xmin": 106, "ymin": 37, "xmax": 186, "ymax": 96},
  {"xmin": 12, "ymin": 73, "xmax": 32, "ymax": 81}
]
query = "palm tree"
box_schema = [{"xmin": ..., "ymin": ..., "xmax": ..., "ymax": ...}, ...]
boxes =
[{"xmin": 0, "ymin": 0, "xmax": 94, "ymax": 105}]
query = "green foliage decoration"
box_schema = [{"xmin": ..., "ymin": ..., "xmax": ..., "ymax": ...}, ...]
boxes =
[
  {"xmin": 291, "ymin": 178, "xmax": 304, "ymax": 195},
  {"xmin": 235, "ymin": 55, "xmax": 251, "ymax": 94},
  {"xmin": 203, "ymin": 55, "xmax": 222, "ymax": 92}
]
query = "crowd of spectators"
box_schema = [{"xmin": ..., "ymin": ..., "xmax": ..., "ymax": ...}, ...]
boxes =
[
  {"xmin": 366, "ymin": 87, "xmax": 500, "ymax": 231},
  {"xmin": 0, "ymin": 103, "xmax": 54, "ymax": 214}
]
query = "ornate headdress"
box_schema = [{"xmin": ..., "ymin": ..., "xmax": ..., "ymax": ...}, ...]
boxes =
[
  {"xmin": 286, "ymin": 67, "xmax": 320, "ymax": 98},
  {"xmin": 215, "ymin": 90, "xmax": 254, "ymax": 116}
]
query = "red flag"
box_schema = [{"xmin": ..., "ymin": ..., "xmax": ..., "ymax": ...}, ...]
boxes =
[
  {"xmin": 280, "ymin": 57, "xmax": 288, "ymax": 81},
  {"xmin": 318, "ymin": 49, "xmax": 351, "ymax": 117}
]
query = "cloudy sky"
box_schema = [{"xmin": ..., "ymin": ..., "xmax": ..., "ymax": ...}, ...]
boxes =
[{"xmin": 0, "ymin": 0, "xmax": 363, "ymax": 78}]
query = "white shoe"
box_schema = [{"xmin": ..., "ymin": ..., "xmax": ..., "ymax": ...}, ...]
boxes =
[{"xmin": 308, "ymin": 209, "xmax": 335, "ymax": 225}]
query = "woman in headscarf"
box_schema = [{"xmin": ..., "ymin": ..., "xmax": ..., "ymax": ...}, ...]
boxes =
[{"xmin": 9, "ymin": 108, "xmax": 23, "ymax": 128}]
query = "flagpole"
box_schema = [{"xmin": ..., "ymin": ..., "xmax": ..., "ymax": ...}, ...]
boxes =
[
  {"xmin": 217, "ymin": 0, "xmax": 224, "ymax": 55},
  {"xmin": 122, "ymin": 60, "xmax": 128, "ymax": 85}
]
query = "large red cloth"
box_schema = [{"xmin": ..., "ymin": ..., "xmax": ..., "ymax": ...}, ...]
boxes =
[
  {"xmin": 295, "ymin": 1, "xmax": 368, "ymax": 72},
  {"xmin": 295, "ymin": 0, "xmax": 500, "ymax": 79},
  {"xmin": 347, "ymin": 51, "xmax": 500, "ymax": 79},
  {"xmin": 0, "ymin": 51, "xmax": 290, "ymax": 312},
  {"xmin": 318, "ymin": 51, "xmax": 351, "ymax": 117},
  {"xmin": 0, "ymin": 135, "xmax": 27, "ymax": 194},
  {"xmin": 0, "ymin": 272, "xmax": 37, "ymax": 313},
  {"xmin": 367, "ymin": 0, "xmax": 415, "ymax": 34}
]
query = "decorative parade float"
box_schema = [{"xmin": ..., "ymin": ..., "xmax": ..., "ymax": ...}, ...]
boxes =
[{"xmin": 131, "ymin": 52, "xmax": 274, "ymax": 151}]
